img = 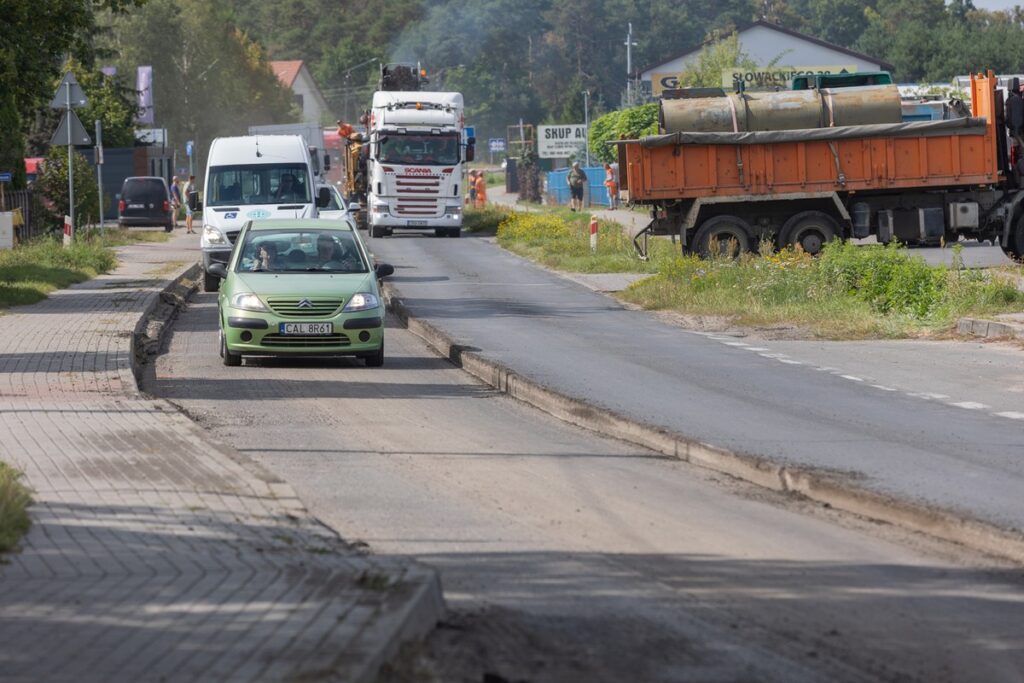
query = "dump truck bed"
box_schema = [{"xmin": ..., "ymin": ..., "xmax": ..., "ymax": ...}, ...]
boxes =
[{"xmin": 620, "ymin": 75, "xmax": 1001, "ymax": 202}]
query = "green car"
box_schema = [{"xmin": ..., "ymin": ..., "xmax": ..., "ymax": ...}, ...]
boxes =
[{"xmin": 207, "ymin": 218, "xmax": 394, "ymax": 367}]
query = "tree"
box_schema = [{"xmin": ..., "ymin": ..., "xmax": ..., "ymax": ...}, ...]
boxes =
[
  {"xmin": 588, "ymin": 103, "xmax": 659, "ymax": 163},
  {"xmin": 37, "ymin": 147, "xmax": 99, "ymax": 228},
  {"xmin": 679, "ymin": 33, "xmax": 759, "ymax": 88}
]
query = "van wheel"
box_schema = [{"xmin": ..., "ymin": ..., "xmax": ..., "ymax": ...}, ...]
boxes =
[
  {"xmin": 220, "ymin": 331, "xmax": 241, "ymax": 367},
  {"xmin": 203, "ymin": 270, "xmax": 220, "ymax": 293},
  {"xmin": 1002, "ymin": 214, "xmax": 1024, "ymax": 261},
  {"xmin": 693, "ymin": 216, "xmax": 752, "ymax": 259}
]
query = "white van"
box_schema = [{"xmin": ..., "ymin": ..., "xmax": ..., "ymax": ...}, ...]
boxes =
[{"xmin": 199, "ymin": 135, "xmax": 330, "ymax": 291}]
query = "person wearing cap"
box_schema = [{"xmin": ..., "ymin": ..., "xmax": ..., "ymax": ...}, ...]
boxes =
[{"xmin": 567, "ymin": 161, "xmax": 587, "ymax": 212}]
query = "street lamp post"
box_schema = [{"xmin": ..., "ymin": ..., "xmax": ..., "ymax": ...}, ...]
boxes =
[
  {"xmin": 625, "ymin": 23, "xmax": 638, "ymax": 105},
  {"xmin": 583, "ymin": 90, "xmax": 590, "ymax": 167}
]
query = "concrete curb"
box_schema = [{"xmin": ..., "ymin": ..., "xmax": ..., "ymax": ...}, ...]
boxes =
[
  {"xmin": 128, "ymin": 262, "xmax": 446, "ymax": 681},
  {"xmin": 385, "ymin": 284, "xmax": 1024, "ymax": 565},
  {"xmin": 957, "ymin": 316, "xmax": 1024, "ymax": 341}
]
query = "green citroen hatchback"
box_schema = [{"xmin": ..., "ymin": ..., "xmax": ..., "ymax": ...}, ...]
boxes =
[{"xmin": 208, "ymin": 218, "xmax": 394, "ymax": 367}]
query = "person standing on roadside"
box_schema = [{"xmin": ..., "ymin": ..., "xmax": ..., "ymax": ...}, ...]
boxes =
[
  {"xmin": 567, "ymin": 161, "xmax": 587, "ymax": 212},
  {"xmin": 474, "ymin": 171, "xmax": 487, "ymax": 209},
  {"xmin": 467, "ymin": 170, "xmax": 477, "ymax": 206},
  {"xmin": 184, "ymin": 175, "xmax": 197, "ymax": 235},
  {"xmin": 603, "ymin": 163, "xmax": 619, "ymax": 209},
  {"xmin": 169, "ymin": 175, "xmax": 182, "ymax": 228}
]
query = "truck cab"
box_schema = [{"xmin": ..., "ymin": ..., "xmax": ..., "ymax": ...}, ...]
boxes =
[
  {"xmin": 366, "ymin": 91, "xmax": 469, "ymax": 238},
  {"xmin": 200, "ymin": 135, "xmax": 329, "ymax": 291}
]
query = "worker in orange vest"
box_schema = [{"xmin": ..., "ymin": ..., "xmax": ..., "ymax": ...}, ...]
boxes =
[
  {"xmin": 474, "ymin": 171, "xmax": 487, "ymax": 209},
  {"xmin": 336, "ymin": 120, "xmax": 355, "ymax": 139}
]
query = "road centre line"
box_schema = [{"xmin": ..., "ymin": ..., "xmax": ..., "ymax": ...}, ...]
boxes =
[
  {"xmin": 950, "ymin": 401, "xmax": 990, "ymax": 410},
  {"xmin": 995, "ymin": 411, "xmax": 1024, "ymax": 419}
]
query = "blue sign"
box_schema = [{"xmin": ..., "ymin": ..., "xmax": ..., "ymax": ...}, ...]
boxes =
[
  {"xmin": 185, "ymin": 140, "xmax": 194, "ymax": 157},
  {"xmin": 246, "ymin": 209, "xmax": 271, "ymax": 219},
  {"xmin": 464, "ymin": 126, "xmax": 475, "ymax": 141},
  {"xmin": 0, "ymin": 172, "xmax": 11, "ymax": 183},
  {"xmin": 488, "ymin": 138, "xmax": 506, "ymax": 153}
]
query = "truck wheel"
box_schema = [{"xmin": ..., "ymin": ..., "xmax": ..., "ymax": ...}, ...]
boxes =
[
  {"xmin": 220, "ymin": 331, "xmax": 241, "ymax": 367},
  {"xmin": 1002, "ymin": 214, "xmax": 1024, "ymax": 261},
  {"xmin": 203, "ymin": 270, "xmax": 220, "ymax": 293},
  {"xmin": 448, "ymin": 228, "xmax": 461, "ymax": 238},
  {"xmin": 693, "ymin": 216, "xmax": 752, "ymax": 259},
  {"xmin": 779, "ymin": 211, "xmax": 838, "ymax": 255},
  {"xmin": 434, "ymin": 228, "xmax": 446, "ymax": 237},
  {"xmin": 371, "ymin": 224, "xmax": 387, "ymax": 239}
]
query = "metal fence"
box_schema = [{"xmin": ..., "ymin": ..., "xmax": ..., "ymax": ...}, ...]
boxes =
[
  {"xmin": 546, "ymin": 166, "xmax": 613, "ymax": 207},
  {"xmin": 1, "ymin": 189, "xmax": 48, "ymax": 242}
]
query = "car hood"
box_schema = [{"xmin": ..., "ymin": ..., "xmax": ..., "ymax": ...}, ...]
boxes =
[
  {"xmin": 231, "ymin": 271, "xmax": 376, "ymax": 300},
  {"xmin": 206, "ymin": 204, "xmax": 315, "ymax": 231}
]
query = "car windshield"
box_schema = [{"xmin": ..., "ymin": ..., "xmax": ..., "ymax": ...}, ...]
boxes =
[
  {"xmin": 236, "ymin": 229, "xmax": 368, "ymax": 274},
  {"xmin": 207, "ymin": 164, "xmax": 311, "ymax": 207},
  {"xmin": 378, "ymin": 133, "xmax": 459, "ymax": 165}
]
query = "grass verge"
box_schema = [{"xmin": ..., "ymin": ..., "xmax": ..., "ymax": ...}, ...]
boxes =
[
  {"xmin": 0, "ymin": 462, "xmax": 32, "ymax": 553},
  {"xmin": 491, "ymin": 208, "xmax": 1024, "ymax": 338},
  {"xmin": 0, "ymin": 229, "xmax": 167, "ymax": 309}
]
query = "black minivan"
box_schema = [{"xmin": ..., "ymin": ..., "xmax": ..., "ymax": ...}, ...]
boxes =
[{"xmin": 118, "ymin": 176, "xmax": 174, "ymax": 232}]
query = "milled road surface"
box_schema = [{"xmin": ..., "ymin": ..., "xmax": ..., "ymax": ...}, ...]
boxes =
[
  {"xmin": 146, "ymin": 294, "xmax": 1024, "ymax": 683},
  {"xmin": 366, "ymin": 232, "xmax": 1024, "ymax": 538}
]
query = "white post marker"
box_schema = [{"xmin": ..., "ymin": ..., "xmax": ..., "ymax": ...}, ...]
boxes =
[
  {"xmin": 63, "ymin": 215, "xmax": 72, "ymax": 247},
  {"xmin": 590, "ymin": 215, "xmax": 598, "ymax": 253}
]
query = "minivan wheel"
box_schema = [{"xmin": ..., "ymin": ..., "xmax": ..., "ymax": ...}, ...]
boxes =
[{"xmin": 203, "ymin": 270, "xmax": 220, "ymax": 293}]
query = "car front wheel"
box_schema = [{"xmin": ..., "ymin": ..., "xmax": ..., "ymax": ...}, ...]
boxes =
[
  {"xmin": 363, "ymin": 343, "xmax": 384, "ymax": 367},
  {"xmin": 220, "ymin": 330, "xmax": 241, "ymax": 367}
]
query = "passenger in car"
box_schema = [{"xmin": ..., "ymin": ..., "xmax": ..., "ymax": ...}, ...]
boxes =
[{"xmin": 251, "ymin": 243, "xmax": 278, "ymax": 271}]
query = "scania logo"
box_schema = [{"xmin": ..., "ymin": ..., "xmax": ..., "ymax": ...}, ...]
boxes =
[
  {"xmin": 405, "ymin": 168, "xmax": 431, "ymax": 175},
  {"xmin": 297, "ymin": 299, "xmax": 313, "ymax": 308}
]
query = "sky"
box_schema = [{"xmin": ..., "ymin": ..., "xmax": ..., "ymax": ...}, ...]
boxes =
[{"xmin": 972, "ymin": 0, "xmax": 1020, "ymax": 9}]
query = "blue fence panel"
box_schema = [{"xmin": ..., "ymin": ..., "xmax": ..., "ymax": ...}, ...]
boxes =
[{"xmin": 546, "ymin": 166, "xmax": 610, "ymax": 207}]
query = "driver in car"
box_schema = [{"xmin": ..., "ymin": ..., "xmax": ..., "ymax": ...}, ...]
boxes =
[{"xmin": 314, "ymin": 234, "xmax": 359, "ymax": 270}]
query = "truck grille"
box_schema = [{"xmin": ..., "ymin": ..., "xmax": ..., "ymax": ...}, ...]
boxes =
[
  {"xmin": 265, "ymin": 297, "xmax": 343, "ymax": 317},
  {"xmin": 394, "ymin": 174, "xmax": 444, "ymax": 216},
  {"xmin": 260, "ymin": 333, "xmax": 350, "ymax": 348}
]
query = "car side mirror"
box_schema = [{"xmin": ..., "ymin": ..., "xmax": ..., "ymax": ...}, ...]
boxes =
[
  {"xmin": 347, "ymin": 202, "xmax": 361, "ymax": 213},
  {"xmin": 316, "ymin": 186, "xmax": 331, "ymax": 208},
  {"xmin": 208, "ymin": 263, "xmax": 228, "ymax": 279},
  {"xmin": 375, "ymin": 262, "xmax": 395, "ymax": 279},
  {"xmin": 323, "ymin": 153, "xmax": 331, "ymax": 171},
  {"xmin": 465, "ymin": 144, "xmax": 475, "ymax": 163}
]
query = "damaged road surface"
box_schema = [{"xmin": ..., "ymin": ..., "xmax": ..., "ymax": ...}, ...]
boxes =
[{"xmin": 145, "ymin": 293, "xmax": 1024, "ymax": 683}]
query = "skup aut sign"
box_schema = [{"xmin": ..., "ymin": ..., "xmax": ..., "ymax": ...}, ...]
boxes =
[{"xmin": 537, "ymin": 124, "xmax": 588, "ymax": 159}]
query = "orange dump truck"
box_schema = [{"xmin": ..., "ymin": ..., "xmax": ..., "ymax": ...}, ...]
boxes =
[{"xmin": 616, "ymin": 73, "xmax": 1024, "ymax": 260}]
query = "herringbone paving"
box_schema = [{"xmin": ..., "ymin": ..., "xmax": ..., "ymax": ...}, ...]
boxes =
[{"xmin": 0, "ymin": 233, "xmax": 441, "ymax": 682}]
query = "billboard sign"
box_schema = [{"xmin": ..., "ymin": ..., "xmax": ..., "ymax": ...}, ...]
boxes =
[
  {"xmin": 537, "ymin": 124, "xmax": 587, "ymax": 159},
  {"xmin": 488, "ymin": 138, "xmax": 506, "ymax": 153},
  {"xmin": 721, "ymin": 65, "xmax": 857, "ymax": 90}
]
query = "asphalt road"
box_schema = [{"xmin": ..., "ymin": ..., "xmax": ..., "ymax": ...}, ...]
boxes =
[
  {"xmin": 146, "ymin": 295, "xmax": 1024, "ymax": 683},
  {"xmin": 365, "ymin": 231, "xmax": 1024, "ymax": 537}
]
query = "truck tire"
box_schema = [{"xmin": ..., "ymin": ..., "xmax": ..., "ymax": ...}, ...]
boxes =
[
  {"xmin": 693, "ymin": 216, "xmax": 752, "ymax": 259},
  {"xmin": 203, "ymin": 270, "xmax": 220, "ymax": 293},
  {"xmin": 1002, "ymin": 214, "xmax": 1024, "ymax": 261},
  {"xmin": 447, "ymin": 228, "xmax": 461, "ymax": 238},
  {"xmin": 371, "ymin": 224, "xmax": 387, "ymax": 239},
  {"xmin": 778, "ymin": 211, "xmax": 838, "ymax": 255}
]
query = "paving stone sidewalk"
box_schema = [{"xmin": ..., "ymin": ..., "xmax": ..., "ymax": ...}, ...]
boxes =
[{"xmin": 0, "ymin": 233, "xmax": 442, "ymax": 682}]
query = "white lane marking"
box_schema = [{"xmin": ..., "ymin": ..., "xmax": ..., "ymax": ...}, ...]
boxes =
[
  {"xmin": 722, "ymin": 341, "xmax": 749, "ymax": 347},
  {"xmin": 906, "ymin": 392, "xmax": 951, "ymax": 400},
  {"xmin": 950, "ymin": 401, "xmax": 989, "ymax": 410},
  {"xmin": 758, "ymin": 353, "xmax": 788, "ymax": 359},
  {"xmin": 816, "ymin": 367, "xmax": 840, "ymax": 372},
  {"xmin": 744, "ymin": 347, "xmax": 770, "ymax": 352},
  {"xmin": 871, "ymin": 385, "xmax": 898, "ymax": 391},
  {"xmin": 995, "ymin": 411, "xmax": 1024, "ymax": 420},
  {"xmin": 840, "ymin": 375, "xmax": 864, "ymax": 382},
  {"xmin": 778, "ymin": 359, "xmax": 803, "ymax": 365}
]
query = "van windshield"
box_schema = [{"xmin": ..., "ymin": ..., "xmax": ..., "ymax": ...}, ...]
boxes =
[
  {"xmin": 378, "ymin": 133, "xmax": 460, "ymax": 165},
  {"xmin": 207, "ymin": 164, "xmax": 311, "ymax": 207}
]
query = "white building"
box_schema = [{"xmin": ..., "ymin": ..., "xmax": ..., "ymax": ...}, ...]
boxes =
[
  {"xmin": 271, "ymin": 60, "xmax": 331, "ymax": 124},
  {"xmin": 639, "ymin": 20, "xmax": 894, "ymax": 96}
]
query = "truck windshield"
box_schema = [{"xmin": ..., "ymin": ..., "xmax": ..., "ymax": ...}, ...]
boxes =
[
  {"xmin": 378, "ymin": 133, "xmax": 460, "ymax": 165},
  {"xmin": 207, "ymin": 164, "xmax": 312, "ymax": 207}
]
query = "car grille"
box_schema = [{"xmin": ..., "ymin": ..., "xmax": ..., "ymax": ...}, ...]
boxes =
[
  {"xmin": 259, "ymin": 333, "xmax": 351, "ymax": 348},
  {"xmin": 226, "ymin": 231, "xmax": 240, "ymax": 244},
  {"xmin": 265, "ymin": 297, "xmax": 343, "ymax": 317}
]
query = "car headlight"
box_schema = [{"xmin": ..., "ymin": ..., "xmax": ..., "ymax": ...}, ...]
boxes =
[
  {"xmin": 230, "ymin": 292, "xmax": 266, "ymax": 312},
  {"xmin": 343, "ymin": 292, "xmax": 379, "ymax": 312},
  {"xmin": 204, "ymin": 225, "xmax": 227, "ymax": 245}
]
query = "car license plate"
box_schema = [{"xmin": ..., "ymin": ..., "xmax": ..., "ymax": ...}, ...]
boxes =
[
  {"xmin": 128, "ymin": 204, "xmax": 144, "ymax": 209},
  {"xmin": 407, "ymin": 220, "xmax": 427, "ymax": 226},
  {"xmin": 279, "ymin": 322, "xmax": 333, "ymax": 335}
]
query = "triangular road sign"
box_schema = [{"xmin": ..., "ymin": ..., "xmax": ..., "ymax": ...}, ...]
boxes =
[
  {"xmin": 49, "ymin": 72, "xmax": 88, "ymax": 109},
  {"xmin": 51, "ymin": 110, "xmax": 93, "ymax": 146}
]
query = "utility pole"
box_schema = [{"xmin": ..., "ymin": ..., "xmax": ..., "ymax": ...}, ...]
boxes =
[
  {"xmin": 95, "ymin": 120, "xmax": 104, "ymax": 231},
  {"xmin": 624, "ymin": 23, "xmax": 638, "ymax": 106},
  {"xmin": 66, "ymin": 80, "xmax": 74, "ymax": 233},
  {"xmin": 583, "ymin": 90, "xmax": 591, "ymax": 167}
]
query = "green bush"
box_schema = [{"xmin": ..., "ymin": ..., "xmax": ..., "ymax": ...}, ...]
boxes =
[
  {"xmin": 463, "ymin": 205, "xmax": 512, "ymax": 234},
  {"xmin": 588, "ymin": 103, "xmax": 659, "ymax": 164},
  {"xmin": 0, "ymin": 463, "xmax": 32, "ymax": 553}
]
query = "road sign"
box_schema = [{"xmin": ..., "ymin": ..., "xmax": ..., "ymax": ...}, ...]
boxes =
[
  {"xmin": 51, "ymin": 110, "xmax": 92, "ymax": 146},
  {"xmin": 186, "ymin": 140, "xmax": 194, "ymax": 157},
  {"xmin": 0, "ymin": 172, "xmax": 12, "ymax": 183},
  {"xmin": 488, "ymin": 138, "xmax": 506, "ymax": 153},
  {"xmin": 537, "ymin": 124, "xmax": 587, "ymax": 159},
  {"xmin": 49, "ymin": 72, "xmax": 88, "ymax": 109},
  {"xmin": 464, "ymin": 126, "xmax": 475, "ymax": 141}
]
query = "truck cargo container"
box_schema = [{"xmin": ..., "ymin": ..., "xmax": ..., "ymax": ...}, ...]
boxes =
[{"xmin": 615, "ymin": 72, "xmax": 1023, "ymax": 261}]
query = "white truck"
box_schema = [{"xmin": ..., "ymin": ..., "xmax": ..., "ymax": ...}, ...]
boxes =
[
  {"xmin": 199, "ymin": 135, "xmax": 330, "ymax": 291},
  {"xmin": 247, "ymin": 123, "xmax": 332, "ymax": 179},
  {"xmin": 366, "ymin": 91, "xmax": 473, "ymax": 238}
]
